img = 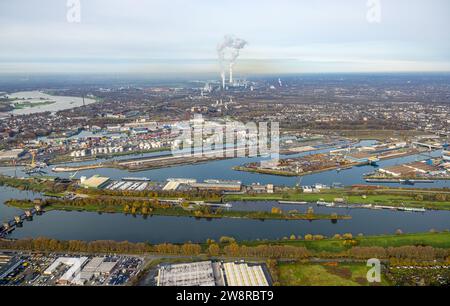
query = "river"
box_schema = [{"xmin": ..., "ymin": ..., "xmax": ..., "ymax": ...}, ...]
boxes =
[
  {"xmin": 1, "ymin": 186, "xmax": 449, "ymax": 243},
  {"xmin": 1, "ymin": 140, "xmax": 449, "ymax": 243},
  {"xmin": 6, "ymin": 91, "xmax": 96, "ymax": 115}
]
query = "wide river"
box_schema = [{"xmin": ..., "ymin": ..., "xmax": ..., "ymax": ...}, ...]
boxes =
[
  {"xmin": 1, "ymin": 140, "xmax": 449, "ymax": 243},
  {"xmin": 7, "ymin": 91, "xmax": 96, "ymax": 115}
]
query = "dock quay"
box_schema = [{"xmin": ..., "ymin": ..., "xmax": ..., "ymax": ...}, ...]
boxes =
[
  {"xmin": 191, "ymin": 202, "xmax": 233, "ymax": 208},
  {"xmin": 366, "ymin": 178, "xmax": 435, "ymax": 184},
  {"xmin": 52, "ymin": 164, "xmax": 105, "ymax": 173},
  {"xmin": 122, "ymin": 177, "xmax": 152, "ymax": 182},
  {"xmin": 118, "ymin": 147, "xmax": 254, "ymax": 171},
  {"xmin": 311, "ymin": 201, "xmax": 427, "ymax": 213},
  {"xmin": 278, "ymin": 201, "xmax": 308, "ymax": 205},
  {"xmin": 373, "ymin": 205, "xmax": 426, "ymax": 213}
]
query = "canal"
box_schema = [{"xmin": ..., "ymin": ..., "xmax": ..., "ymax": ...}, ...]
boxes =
[{"xmin": 1, "ymin": 141, "xmax": 449, "ymax": 189}]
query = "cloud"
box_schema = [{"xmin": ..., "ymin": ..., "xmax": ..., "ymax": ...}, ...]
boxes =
[{"xmin": 0, "ymin": 0, "xmax": 449, "ymax": 73}]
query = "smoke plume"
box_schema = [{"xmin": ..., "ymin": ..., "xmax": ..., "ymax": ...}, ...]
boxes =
[{"xmin": 217, "ymin": 35, "xmax": 247, "ymax": 87}]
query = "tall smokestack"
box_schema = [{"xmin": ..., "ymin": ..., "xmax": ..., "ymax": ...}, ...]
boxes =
[
  {"xmin": 229, "ymin": 65, "xmax": 233, "ymax": 85},
  {"xmin": 217, "ymin": 35, "xmax": 247, "ymax": 90}
]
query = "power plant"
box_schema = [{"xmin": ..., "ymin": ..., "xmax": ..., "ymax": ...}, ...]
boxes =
[{"xmin": 217, "ymin": 35, "xmax": 247, "ymax": 89}]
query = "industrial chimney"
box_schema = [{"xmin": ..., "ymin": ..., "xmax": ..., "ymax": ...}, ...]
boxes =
[
  {"xmin": 229, "ymin": 65, "xmax": 233, "ymax": 85},
  {"xmin": 221, "ymin": 72, "xmax": 226, "ymax": 89}
]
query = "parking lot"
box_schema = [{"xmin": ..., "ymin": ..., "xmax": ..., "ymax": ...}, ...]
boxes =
[{"xmin": 0, "ymin": 252, "xmax": 145, "ymax": 286}]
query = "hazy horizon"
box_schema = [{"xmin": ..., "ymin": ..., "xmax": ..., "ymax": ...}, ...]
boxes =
[{"xmin": 1, "ymin": 0, "xmax": 450, "ymax": 75}]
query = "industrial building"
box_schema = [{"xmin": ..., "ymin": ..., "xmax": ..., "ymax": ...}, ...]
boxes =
[
  {"xmin": 0, "ymin": 149, "xmax": 25, "ymax": 161},
  {"xmin": 80, "ymin": 175, "xmax": 111, "ymax": 189},
  {"xmin": 156, "ymin": 261, "xmax": 222, "ymax": 286},
  {"xmin": 223, "ymin": 262, "xmax": 269, "ymax": 287},
  {"xmin": 191, "ymin": 180, "xmax": 242, "ymax": 192},
  {"xmin": 44, "ymin": 257, "xmax": 88, "ymax": 285},
  {"xmin": 163, "ymin": 180, "xmax": 181, "ymax": 191},
  {"xmin": 379, "ymin": 160, "xmax": 444, "ymax": 177},
  {"xmin": 379, "ymin": 165, "xmax": 416, "ymax": 177},
  {"xmin": 42, "ymin": 256, "xmax": 119, "ymax": 285},
  {"xmin": 345, "ymin": 152, "xmax": 373, "ymax": 163},
  {"xmin": 156, "ymin": 261, "xmax": 269, "ymax": 287}
]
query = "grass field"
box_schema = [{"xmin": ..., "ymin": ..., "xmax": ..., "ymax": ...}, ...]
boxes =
[
  {"xmin": 244, "ymin": 232, "xmax": 450, "ymax": 253},
  {"xmin": 278, "ymin": 262, "xmax": 390, "ymax": 286}
]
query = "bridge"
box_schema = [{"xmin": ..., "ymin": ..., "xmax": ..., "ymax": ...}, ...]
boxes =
[{"xmin": 0, "ymin": 205, "xmax": 43, "ymax": 238}]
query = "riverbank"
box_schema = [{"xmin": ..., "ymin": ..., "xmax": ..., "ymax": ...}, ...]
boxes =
[
  {"xmin": 1, "ymin": 232, "xmax": 449, "ymax": 255},
  {"xmin": 2, "ymin": 174, "xmax": 450, "ymax": 211},
  {"xmin": 224, "ymin": 189, "xmax": 450, "ymax": 210},
  {"xmin": 5, "ymin": 198, "xmax": 351, "ymax": 221},
  {"xmin": 242, "ymin": 232, "xmax": 450, "ymax": 252}
]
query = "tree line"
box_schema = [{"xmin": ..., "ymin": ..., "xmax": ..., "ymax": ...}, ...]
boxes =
[{"xmin": 1, "ymin": 237, "xmax": 449, "ymax": 262}]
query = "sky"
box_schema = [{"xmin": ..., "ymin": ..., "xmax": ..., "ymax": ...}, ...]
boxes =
[{"xmin": 0, "ymin": 0, "xmax": 449, "ymax": 75}]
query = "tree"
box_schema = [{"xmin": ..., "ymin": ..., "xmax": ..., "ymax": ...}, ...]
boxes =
[
  {"xmin": 307, "ymin": 207, "xmax": 314, "ymax": 216},
  {"xmin": 181, "ymin": 243, "xmax": 201, "ymax": 256},
  {"xmin": 224, "ymin": 243, "xmax": 240, "ymax": 257},
  {"xmin": 219, "ymin": 236, "xmax": 236, "ymax": 244},
  {"xmin": 342, "ymin": 233, "xmax": 353, "ymax": 240},
  {"xmin": 304, "ymin": 234, "xmax": 313, "ymax": 241},
  {"xmin": 271, "ymin": 207, "xmax": 282, "ymax": 215},
  {"xmin": 207, "ymin": 243, "xmax": 220, "ymax": 256},
  {"xmin": 435, "ymin": 194, "xmax": 447, "ymax": 201}
]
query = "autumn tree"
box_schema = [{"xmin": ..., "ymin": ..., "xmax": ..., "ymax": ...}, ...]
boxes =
[{"xmin": 207, "ymin": 243, "xmax": 221, "ymax": 256}]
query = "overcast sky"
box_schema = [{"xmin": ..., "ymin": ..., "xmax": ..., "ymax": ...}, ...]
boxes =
[{"xmin": 1, "ymin": 0, "xmax": 449, "ymax": 74}]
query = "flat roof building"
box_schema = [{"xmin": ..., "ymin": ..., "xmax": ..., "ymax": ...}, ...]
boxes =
[
  {"xmin": 379, "ymin": 165, "xmax": 416, "ymax": 177},
  {"xmin": 44, "ymin": 257, "xmax": 88, "ymax": 285},
  {"xmin": 157, "ymin": 261, "xmax": 218, "ymax": 286},
  {"xmin": 80, "ymin": 175, "xmax": 111, "ymax": 189},
  {"xmin": 223, "ymin": 262, "xmax": 269, "ymax": 287},
  {"xmin": 191, "ymin": 182, "xmax": 242, "ymax": 192},
  {"xmin": 0, "ymin": 149, "xmax": 25, "ymax": 161}
]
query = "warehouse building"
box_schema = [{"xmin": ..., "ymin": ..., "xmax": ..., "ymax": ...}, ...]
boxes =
[
  {"xmin": 80, "ymin": 175, "xmax": 111, "ymax": 189},
  {"xmin": 44, "ymin": 257, "xmax": 88, "ymax": 285},
  {"xmin": 223, "ymin": 262, "xmax": 269, "ymax": 287},
  {"xmin": 163, "ymin": 181, "xmax": 181, "ymax": 191},
  {"xmin": 156, "ymin": 261, "xmax": 220, "ymax": 286},
  {"xmin": 405, "ymin": 161, "xmax": 442, "ymax": 175},
  {"xmin": 0, "ymin": 149, "xmax": 25, "ymax": 161},
  {"xmin": 379, "ymin": 165, "xmax": 416, "ymax": 177},
  {"xmin": 191, "ymin": 180, "xmax": 242, "ymax": 192}
]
